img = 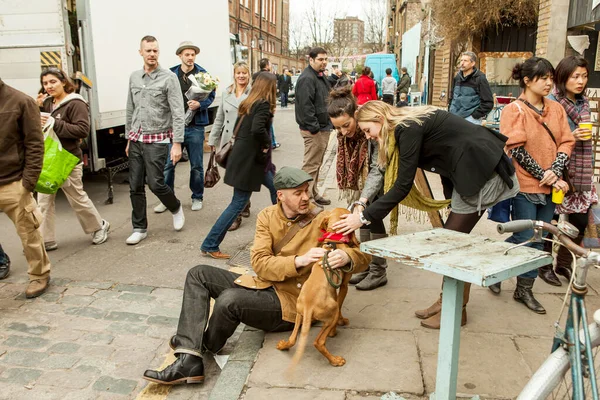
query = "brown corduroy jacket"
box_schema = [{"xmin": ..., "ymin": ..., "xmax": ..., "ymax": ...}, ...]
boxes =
[
  {"xmin": 239, "ymin": 203, "xmax": 371, "ymax": 323},
  {"xmin": 0, "ymin": 80, "xmax": 44, "ymax": 192}
]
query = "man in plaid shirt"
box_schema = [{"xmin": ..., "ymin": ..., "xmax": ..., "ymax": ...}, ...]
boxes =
[{"xmin": 124, "ymin": 35, "xmax": 186, "ymax": 245}]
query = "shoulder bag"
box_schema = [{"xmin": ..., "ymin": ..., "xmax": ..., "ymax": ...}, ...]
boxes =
[
  {"xmin": 215, "ymin": 115, "xmax": 245, "ymax": 168},
  {"xmin": 273, "ymin": 207, "xmax": 323, "ymax": 255}
]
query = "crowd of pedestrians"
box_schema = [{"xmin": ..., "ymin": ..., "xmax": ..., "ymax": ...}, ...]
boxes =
[{"xmin": 0, "ymin": 37, "xmax": 595, "ymax": 386}]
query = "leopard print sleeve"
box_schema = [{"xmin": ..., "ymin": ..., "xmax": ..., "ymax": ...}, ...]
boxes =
[
  {"xmin": 550, "ymin": 152, "xmax": 568, "ymax": 178},
  {"xmin": 510, "ymin": 146, "xmax": 545, "ymax": 180}
]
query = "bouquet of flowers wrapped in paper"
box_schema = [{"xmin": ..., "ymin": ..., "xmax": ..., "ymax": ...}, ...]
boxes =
[{"xmin": 184, "ymin": 72, "xmax": 219, "ymax": 125}]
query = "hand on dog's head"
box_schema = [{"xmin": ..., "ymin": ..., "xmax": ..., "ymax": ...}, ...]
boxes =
[{"xmin": 319, "ymin": 208, "xmax": 360, "ymax": 247}]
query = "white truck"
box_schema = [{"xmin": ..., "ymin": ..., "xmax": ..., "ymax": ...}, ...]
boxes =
[{"xmin": 0, "ymin": 0, "xmax": 239, "ymax": 202}]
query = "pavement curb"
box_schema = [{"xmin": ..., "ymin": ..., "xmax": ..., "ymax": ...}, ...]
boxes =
[{"xmin": 207, "ymin": 328, "xmax": 265, "ymax": 400}]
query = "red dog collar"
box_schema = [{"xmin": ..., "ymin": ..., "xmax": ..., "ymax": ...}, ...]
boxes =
[{"xmin": 318, "ymin": 229, "xmax": 350, "ymax": 244}]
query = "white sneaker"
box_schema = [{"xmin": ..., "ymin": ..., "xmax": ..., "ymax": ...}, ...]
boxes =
[
  {"xmin": 154, "ymin": 203, "xmax": 168, "ymax": 213},
  {"xmin": 126, "ymin": 231, "xmax": 147, "ymax": 245},
  {"xmin": 92, "ymin": 220, "xmax": 110, "ymax": 245},
  {"xmin": 173, "ymin": 206, "xmax": 185, "ymax": 231},
  {"xmin": 191, "ymin": 199, "xmax": 203, "ymax": 211}
]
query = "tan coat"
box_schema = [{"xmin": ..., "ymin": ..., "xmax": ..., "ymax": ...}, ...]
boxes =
[{"xmin": 236, "ymin": 203, "xmax": 371, "ymax": 323}]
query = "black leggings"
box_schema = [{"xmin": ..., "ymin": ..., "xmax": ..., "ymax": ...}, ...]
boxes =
[
  {"xmin": 444, "ymin": 211, "xmax": 485, "ymax": 233},
  {"xmin": 567, "ymin": 212, "xmax": 589, "ymax": 236}
]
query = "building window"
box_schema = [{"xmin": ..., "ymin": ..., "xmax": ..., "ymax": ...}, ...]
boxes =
[{"xmin": 254, "ymin": 0, "xmax": 258, "ymax": 14}]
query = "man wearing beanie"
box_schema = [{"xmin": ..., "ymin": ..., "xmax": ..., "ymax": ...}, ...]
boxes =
[{"xmin": 143, "ymin": 167, "xmax": 370, "ymax": 385}]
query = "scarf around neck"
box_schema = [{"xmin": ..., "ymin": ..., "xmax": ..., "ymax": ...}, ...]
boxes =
[
  {"xmin": 551, "ymin": 87, "xmax": 592, "ymax": 192},
  {"xmin": 336, "ymin": 128, "xmax": 369, "ymax": 202}
]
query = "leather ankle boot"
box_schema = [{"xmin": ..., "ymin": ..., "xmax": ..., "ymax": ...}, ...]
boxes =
[
  {"xmin": 356, "ymin": 233, "xmax": 388, "ymax": 291},
  {"xmin": 514, "ymin": 277, "xmax": 545, "ymax": 314},
  {"xmin": 349, "ymin": 271, "xmax": 369, "ymax": 285},
  {"xmin": 554, "ymin": 234, "xmax": 581, "ymax": 282},
  {"xmin": 143, "ymin": 353, "xmax": 205, "ymax": 385},
  {"xmin": 419, "ymin": 283, "xmax": 471, "ymax": 329},
  {"xmin": 415, "ymin": 295, "xmax": 442, "ymax": 319},
  {"xmin": 538, "ymin": 265, "xmax": 561, "ymax": 286},
  {"xmin": 489, "ymin": 282, "xmax": 501, "ymax": 294},
  {"xmin": 241, "ymin": 202, "xmax": 251, "ymax": 218},
  {"xmin": 228, "ymin": 216, "xmax": 242, "ymax": 231}
]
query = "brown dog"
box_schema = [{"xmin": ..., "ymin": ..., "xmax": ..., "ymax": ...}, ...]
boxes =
[{"xmin": 276, "ymin": 208, "xmax": 361, "ymax": 367}]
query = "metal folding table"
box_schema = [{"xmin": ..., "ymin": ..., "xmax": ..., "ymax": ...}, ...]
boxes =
[{"xmin": 360, "ymin": 229, "xmax": 552, "ymax": 400}]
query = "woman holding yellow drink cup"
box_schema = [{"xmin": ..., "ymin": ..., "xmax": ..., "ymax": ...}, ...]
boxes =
[
  {"xmin": 489, "ymin": 57, "xmax": 575, "ymax": 314},
  {"xmin": 539, "ymin": 56, "xmax": 597, "ymax": 286}
]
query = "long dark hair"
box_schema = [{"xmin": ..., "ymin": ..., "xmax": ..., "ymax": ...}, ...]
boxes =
[
  {"xmin": 327, "ymin": 86, "xmax": 357, "ymax": 119},
  {"xmin": 239, "ymin": 72, "xmax": 276, "ymax": 115},
  {"xmin": 511, "ymin": 57, "xmax": 554, "ymax": 89},
  {"xmin": 40, "ymin": 67, "xmax": 75, "ymax": 94},
  {"xmin": 554, "ymin": 56, "xmax": 589, "ymax": 97}
]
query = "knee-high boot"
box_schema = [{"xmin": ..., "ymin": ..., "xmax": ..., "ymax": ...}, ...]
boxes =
[
  {"xmin": 350, "ymin": 229, "xmax": 371, "ymax": 285},
  {"xmin": 355, "ymin": 233, "xmax": 388, "ymax": 290},
  {"xmin": 419, "ymin": 282, "xmax": 470, "ymax": 330},
  {"xmin": 554, "ymin": 234, "xmax": 582, "ymax": 282}
]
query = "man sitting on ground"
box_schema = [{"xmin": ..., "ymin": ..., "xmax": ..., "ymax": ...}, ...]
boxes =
[{"xmin": 143, "ymin": 167, "xmax": 370, "ymax": 384}]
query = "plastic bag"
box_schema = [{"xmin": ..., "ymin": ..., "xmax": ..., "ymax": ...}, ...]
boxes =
[{"xmin": 35, "ymin": 120, "xmax": 80, "ymax": 194}]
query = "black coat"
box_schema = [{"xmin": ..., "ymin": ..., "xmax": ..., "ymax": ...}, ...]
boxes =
[
  {"xmin": 295, "ymin": 66, "xmax": 332, "ymax": 133},
  {"xmin": 363, "ymin": 110, "xmax": 508, "ymax": 223},
  {"xmin": 224, "ymin": 101, "xmax": 272, "ymax": 192},
  {"xmin": 278, "ymin": 74, "xmax": 293, "ymax": 94}
]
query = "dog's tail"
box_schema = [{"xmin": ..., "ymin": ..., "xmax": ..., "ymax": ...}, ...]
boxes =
[{"xmin": 288, "ymin": 307, "xmax": 313, "ymax": 373}]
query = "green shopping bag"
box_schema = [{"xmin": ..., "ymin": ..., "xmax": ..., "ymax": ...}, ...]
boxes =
[{"xmin": 35, "ymin": 120, "xmax": 80, "ymax": 194}]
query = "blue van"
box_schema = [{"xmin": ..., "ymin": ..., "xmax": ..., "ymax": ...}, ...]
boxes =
[{"xmin": 365, "ymin": 54, "xmax": 399, "ymax": 97}]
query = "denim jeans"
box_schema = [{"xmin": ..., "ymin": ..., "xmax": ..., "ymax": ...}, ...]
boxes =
[
  {"xmin": 0, "ymin": 243, "xmax": 9, "ymax": 266},
  {"xmin": 164, "ymin": 125, "xmax": 205, "ymax": 200},
  {"xmin": 129, "ymin": 141, "xmax": 181, "ymax": 230},
  {"xmin": 202, "ymin": 172, "xmax": 277, "ymax": 252},
  {"xmin": 506, "ymin": 193, "xmax": 556, "ymax": 279},
  {"xmin": 172, "ymin": 265, "xmax": 294, "ymax": 357},
  {"xmin": 465, "ymin": 115, "xmax": 483, "ymax": 125},
  {"xmin": 280, "ymin": 92, "xmax": 288, "ymax": 108},
  {"xmin": 270, "ymin": 126, "xmax": 277, "ymax": 147}
]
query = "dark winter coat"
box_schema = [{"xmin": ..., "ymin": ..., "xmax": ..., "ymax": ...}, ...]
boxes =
[
  {"xmin": 224, "ymin": 100, "xmax": 273, "ymax": 192},
  {"xmin": 363, "ymin": 110, "xmax": 509, "ymax": 223},
  {"xmin": 295, "ymin": 66, "xmax": 332, "ymax": 134},
  {"xmin": 448, "ymin": 68, "xmax": 493, "ymax": 120},
  {"xmin": 169, "ymin": 63, "xmax": 215, "ymax": 127},
  {"xmin": 278, "ymin": 74, "xmax": 293, "ymax": 94}
]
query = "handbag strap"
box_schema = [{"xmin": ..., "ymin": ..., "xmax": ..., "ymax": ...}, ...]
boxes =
[
  {"xmin": 208, "ymin": 150, "xmax": 216, "ymax": 169},
  {"xmin": 232, "ymin": 115, "xmax": 245, "ymax": 141},
  {"xmin": 273, "ymin": 206, "xmax": 323, "ymax": 255}
]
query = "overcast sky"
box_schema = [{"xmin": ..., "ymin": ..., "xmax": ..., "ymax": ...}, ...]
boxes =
[{"xmin": 289, "ymin": 0, "xmax": 366, "ymax": 21}]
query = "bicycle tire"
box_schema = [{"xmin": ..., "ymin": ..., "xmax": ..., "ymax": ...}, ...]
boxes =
[{"xmin": 518, "ymin": 321, "xmax": 600, "ymax": 400}]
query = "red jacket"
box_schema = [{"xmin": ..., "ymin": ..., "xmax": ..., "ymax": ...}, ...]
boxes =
[{"xmin": 352, "ymin": 75, "xmax": 378, "ymax": 105}]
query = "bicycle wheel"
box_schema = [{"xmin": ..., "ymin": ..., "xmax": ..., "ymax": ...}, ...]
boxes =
[{"xmin": 518, "ymin": 316, "xmax": 600, "ymax": 400}]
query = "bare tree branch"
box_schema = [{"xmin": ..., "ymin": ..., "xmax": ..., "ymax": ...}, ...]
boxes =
[{"xmin": 362, "ymin": 0, "xmax": 386, "ymax": 53}]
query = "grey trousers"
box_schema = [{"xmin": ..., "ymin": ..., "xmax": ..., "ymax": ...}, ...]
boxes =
[{"xmin": 173, "ymin": 265, "xmax": 294, "ymax": 357}]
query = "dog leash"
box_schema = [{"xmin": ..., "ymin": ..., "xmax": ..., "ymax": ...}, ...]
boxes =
[{"xmin": 321, "ymin": 244, "xmax": 353, "ymax": 289}]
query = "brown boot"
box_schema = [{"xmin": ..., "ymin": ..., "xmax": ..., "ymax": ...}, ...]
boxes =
[
  {"xmin": 415, "ymin": 295, "xmax": 442, "ymax": 319},
  {"xmin": 420, "ymin": 283, "xmax": 471, "ymax": 330},
  {"xmin": 228, "ymin": 216, "xmax": 242, "ymax": 231},
  {"xmin": 26, "ymin": 276, "xmax": 50, "ymax": 299}
]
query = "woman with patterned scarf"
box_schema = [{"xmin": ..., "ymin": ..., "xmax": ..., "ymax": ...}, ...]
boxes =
[
  {"xmin": 540, "ymin": 56, "xmax": 596, "ymax": 286},
  {"xmin": 328, "ymin": 87, "xmax": 389, "ymax": 290}
]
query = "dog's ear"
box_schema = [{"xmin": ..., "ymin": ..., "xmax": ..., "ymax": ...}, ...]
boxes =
[
  {"xmin": 319, "ymin": 213, "xmax": 330, "ymax": 231},
  {"xmin": 349, "ymin": 231, "xmax": 361, "ymax": 248}
]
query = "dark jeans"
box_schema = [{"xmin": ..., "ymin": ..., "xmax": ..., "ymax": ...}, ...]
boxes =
[
  {"xmin": 270, "ymin": 126, "xmax": 277, "ymax": 146},
  {"xmin": 382, "ymin": 94, "xmax": 394, "ymax": 105},
  {"xmin": 0, "ymin": 243, "xmax": 9, "ymax": 266},
  {"xmin": 280, "ymin": 92, "xmax": 288, "ymax": 108},
  {"xmin": 173, "ymin": 265, "xmax": 294, "ymax": 356},
  {"xmin": 507, "ymin": 193, "xmax": 556, "ymax": 279},
  {"xmin": 164, "ymin": 125, "xmax": 205, "ymax": 200},
  {"xmin": 128, "ymin": 141, "xmax": 181, "ymax": 230},
  {"xmin": 201, "ymin": 171, "xmax": 276, "ymax": 252}
]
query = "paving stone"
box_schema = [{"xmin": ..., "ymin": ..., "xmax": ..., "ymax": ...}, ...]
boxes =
[
  {"xmin": 45, "ymin": 328, "xmax": 83, "ymax": 343},
  {"xmin": 90, "ymin": 298, "xmax": 154, "ymax": 314},
  {"xmin": 82, "ymin": 333, "xmax": 115, "ymax": 345},
  {"xmin": 64, "ymin": 317, "xmax": 111, "ymax": 332},
  {"xmin": 110, "ymin": 348, "xmax": 156, "ymax": 365},
  {"xmin": 40, "ymin": 354, "xmax": 80, "ymax": 369},
  {"xmin": 104, "ymin": 311, "xmax": 148, "ymax": 323},
  {"xmin": 0, "ymin": 284, "xmax": 26, "ymax": 299},
  {"xmin": 243, "ymin": 388, "xmax": 346, "ymax": 400},
  {"xmin": 45, "ymin": 285, "xmax": 68, "ymax": 294},
  {"xmin": 249, "ymin": 329, "xmax": 423, "ymax": 394},
  {"xmin": 65, "ymin": 306, "xmax": 107, "ymax": 319},
  {"xmin": 3, "ymin": 335, "xmax": 50, "ymax": 349},
  {"xmin": 59, "ymin": 295, "xmax": 96, "ymax": 306},
  {"xmin": 38, "ymin": 365, "xmax": 101, "ymax": 389},
  {"xmin": 149, "ymin": 306, "xmax": 181, "ymax": 318},
  {"xmin": 0, "ymin": 367, "xmax": 43, "ymax": 384},
  {"xmin": 111, "ymin": 335, "xmax": 162, "ymax": 351},
  {"xmin": 107, "ymin": 322, "xmax": 148, "ymax": 335},
  {"xmin": 209, "ymin": 360, "xmax": 252, "ymax": 400},
  {"xmin": 230, "ymin": 330, "xmax": 264, "ymax": 362},
  {"xmin": 50, "ymin": 278, "xmax": 72, "ymax": 287},
  {"xmin": 6, "ymin": 322, "xmax": 53, "ymax": 335},
  {"xmin": 113, "ymin": 284, "xmax": 154, "ymax": 294},
  {"xmin": 92, "ymin": 376, "xmax": 137, "ymax": 395},
  {"xmin": 145, "ymin": 325, "xmax": 176, "ymax": 340},
  {"xmin": 81, "ymin": 345, "xmax": 115, "ymax": 358},
  {"xmin": 64, "ymin": 287, "xmax": 98, "ymax": 296},
  {"xmin": 92, "ymin": 290, "xmax": 120, "ymax": 299},
  {"xmin": 69, "ymin": 281, "xmax": 114, "ymax": 290},
  {"xmin": 0, "ymin": 299, "xmax": 25, "ymax": 309},
  {"xmin": 38, "ymin": 292, "xmax": 61, "ymax": 302},
  {"xmin": 147, "ymin": 315, "xmax": 178, "ymax": 326},
  {"xmin": 118, "ymin": 292, "xmax": 155, "ymax": 302},
  {"xmin": 0, "ymin": 350, "xmax": 48, "ymax": 367},
  {"xmin": 151, "ymin": 287, "xmax": 184, "ymax": 299},
  {"xmin": 48, "ymin": 342, "xmax": 81, "ymax": 354}
]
